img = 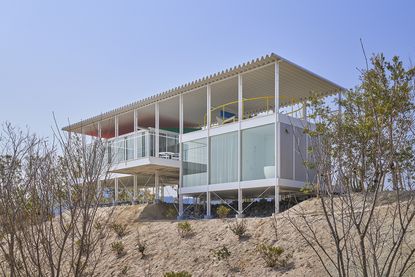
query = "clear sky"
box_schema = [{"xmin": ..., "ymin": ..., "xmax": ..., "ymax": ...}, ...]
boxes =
[{"xmin": 0, "ymin": 0, "xmax": 414, "ymax": 137}]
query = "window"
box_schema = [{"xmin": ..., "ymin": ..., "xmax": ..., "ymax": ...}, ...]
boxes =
[
  {"xmin": 241, "ymin": 124, "xmax": 275, "ymax": 181},
  {"xmin": 210, "ymin": 132, "xmax": 238, "ymax": 184},
  {"xmin": 182, "ymin": 138, "xmax": 207, "ymax": 187}
]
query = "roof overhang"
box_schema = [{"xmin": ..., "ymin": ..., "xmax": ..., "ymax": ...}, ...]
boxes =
[{"xmin": 63, "ymin": 53, "xmax": 345, "ymax": 132}]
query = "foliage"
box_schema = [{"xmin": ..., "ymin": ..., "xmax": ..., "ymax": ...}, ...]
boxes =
[
  {"xmin": 120, "ymin": 266, "xmax": 129, "ymax": 275},
  {"xmin": 216, "ymin": 205, "xmax": 231, "ymax": 219},
  {"xmin": 211, "ymin": 246, "xmax": 231, "ymax": 266},
  {"xmin": 177, "ymin": 221, "xmax": 193, "ymax": 238},
  {"xmin": 256, "ymin": 243, "xmax": 289, "ymax": 268},
  {"xmin": 110, "ymin": 223, "xmax": 128, "ymax": 238},
  {"xmin": 135, "ymin": 231, "xmax": 146, "ymax": 258},
  {"xmin": 286, "ymin": 53, "xmax": 415, "ymax": 277},
  {"xmin": 228, "ymin": 219, "xmax": 247, "ymax": 240},
  {"xmin": 110, "ymin": 241, "xmax": 126, "ymax": 258},
  {"xmin": 164, "ymin": 206, "xmax": 177, "ymax": 219}
]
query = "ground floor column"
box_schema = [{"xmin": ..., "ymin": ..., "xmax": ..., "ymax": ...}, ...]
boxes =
[
  {"xmin": 132, "ymin": 175, "xmax": 138, "ymax": 204},
  {"xmin": 160, "ymin": 185, "xmax": 165, "ymax": 202},
  {"xmin": 275, "ymin": 181, "xmax": 280, "ymax": 214},
  {"xmin": 237, "ymin": 188, "xmax": 244, "ymax": 218},
  {"xmin": 205, "ymin": 191, "xmax": 212, "ymax": 219},
  {"xmin": 114, "ymin": 178, "xmax": 119, "ymax": 205},
  {"xmin": 177, "ymin": 193, "xmax": 184, "ymax": 220},
  {"xmin": 155, "ymin": 171, "xmax": 160, "ymax": 202}
]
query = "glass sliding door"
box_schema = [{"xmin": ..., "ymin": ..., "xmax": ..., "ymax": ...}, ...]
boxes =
[
  {"xmin": 210, "ymin": 131, "xmax": 238, "ymax": 184},
  {"xmin": 182, "ymin": 138, "xmax": 207, "ymax": 187},
  {"xmin": 241, "ymin": 124, "xmax": 275, "ymax": 181}
]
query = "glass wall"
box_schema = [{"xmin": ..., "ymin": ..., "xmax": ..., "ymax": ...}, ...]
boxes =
[
  {"xmin": 210, "ymin": 132, "xmax": 238, "ymax": 184},
  {"xmin": 182, "ymin": 138, "xmax": 207, "ymax": 187},
  {"xmin": 241, "ymin": 124, "xmax": 275, "ymax": 181}
]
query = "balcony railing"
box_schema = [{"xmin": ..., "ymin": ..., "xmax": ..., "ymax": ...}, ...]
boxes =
[{"xmin": 105, "ymin": 128, "xmax": 179, "ymax": 164}]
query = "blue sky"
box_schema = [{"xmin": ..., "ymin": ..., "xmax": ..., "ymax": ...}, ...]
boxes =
[{"xmin": 0, "ymin": 0, "xmax": 414, "ymax": 137}]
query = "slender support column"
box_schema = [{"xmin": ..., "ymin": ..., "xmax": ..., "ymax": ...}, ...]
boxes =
[
  {"xmin": 160, "ymin": 185, "xmax": 164, "ymax": 202},
  {"xmin": 115, "ymin": 115, "xmax": 119, "ymax": 137},
  {"xmin": 133, "ymin": 175, "xmax": 138, "ymax": 204},
  {"xmin": 178, "ymin": 194, "xmax": 184, "ymax": 220},
  {"xmin": 237, "ymin": 188, "xmax": 244, "ymax": 218},
  {"xmin": 155, "ymin": 102, "xmax": 160, "ymax": 157},
  {"xmin": 97, "ymin": 121, "xmax": 102, "ymax": 138},
  {"xmin": 205, "ymin": 191, "xmax": 212, "ymax": 219},
  {"xmin": 134, "ymin": 109, "xmax": 138, "ymax": 159},
  {"xmin": 237, "ymin": 74, "xmax": 242, "ymax": 183},
  {"xmin": 206, "ymin": 85, "xmax": 211, "ymax": 187},
  {"xmin": 274, "ymin": 61, "xmax": 280, "ymax": 214},
  {"xmin": 155, "ymin": 171, "xmax": 160, "ymax": 202},
  {"xmin": 114, "ymin": 178, "xmax": 119, "ymax": 205}
]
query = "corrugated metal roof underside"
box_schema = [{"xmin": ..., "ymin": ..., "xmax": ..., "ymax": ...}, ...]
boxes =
[{"xmin": 63, "ymin": 53, "xmax": 344, "ymax": 132}]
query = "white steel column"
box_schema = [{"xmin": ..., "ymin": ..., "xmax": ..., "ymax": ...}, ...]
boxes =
[
  {"xmin": 155, "ymin": 170, "xmax": 160, "ymax": 202},
  {"xmin": 206, "ymin": 85, "xmax": 211, "ymax": 187},
  {"xmin": 178, "ymin": 94, "xmax": 183, "ymax": 212},
  {"xmin": 114, "ymin": 178, "xmax": 119, "ymax": 205},
  {"xmin": 134, "ymin": 109, "xmax": 138, "ymax": 159},
  {"xmin": 133, "ymin": 175, "xmax": 138, "ymax": 204},
  {"xmin": 155, "ymin": 102, "xmax": 160, "ymax": 157},
  {"xmin": 178, "ymin": 194, "xmax": 184, "ymax": 219},
  {"xmin": 237, "ymin": 188, "xmax": 243, "ymax": 218},
  {"xmin": 274, "ymin": 61, "xmax": 280, "ymax": 214},
  {"xmin": 206, "ymin": 191, "xmax": 211, "ymax": 218},
  {"xmin": 115, "ymin": 115, "xmax": 119, "ymax": 137},
  {"xmin": 205, "ymin": 85, "xmax": 212, "ymax": 219},
  {"xmin": 237, "ymin": 74, "xmax": 243, "ymax": 218},
  {"xmin": 98, "ymin": 121, "xmax": 102, "ymax": 138}
]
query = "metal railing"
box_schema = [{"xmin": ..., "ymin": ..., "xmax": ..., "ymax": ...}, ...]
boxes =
[
  {"xmin": 105, "ymin": 129, "xmax": 179, "ymax": 164},
  {"xmin": 204, "ymin": 95, "xmax": 305, "ymax": 127}
]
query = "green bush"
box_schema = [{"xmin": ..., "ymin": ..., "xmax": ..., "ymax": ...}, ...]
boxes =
[
  {"xmin": 229, "ymin": 219, "xmax": 247, "ymax": 239},
  {"xmin": 135, "ymin": 231, "xmax": 146, "ymax": 258},
  {"xmin": 256, "ymin": 243, "xmax": 290, "ymax": 268},
  {"xmin": 110, "ymin": 223, "xmax": 127, "ymax": 238},
  {"xmin": 163, "ymin": 271, "xmax": 192, "ymax": 277},
  {"xmin": 177, "ymin": 221, "xmax": 193, "ymax": 238},
  {"xmin": 110, "ymin": 241, "xmax": 126, "ymax": 258},
  {"xmin": 211, "ymin": 245, "xmax": 231, "ymax": 266},
  {"xmin": 216, "ymin": 205, "xmax": 231, "ymax": 219}
]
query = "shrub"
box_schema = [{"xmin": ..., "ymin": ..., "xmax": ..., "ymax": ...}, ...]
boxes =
[
  {"xmin": 110, "ymin": 223, "xmax": 127, "ymax": 238},
  {"xmin": 120, "ymin": 266, "xmax": 129, "ymax": 275},
  {"xmin": 256, "ymin": 243, "xmax": 290, "ymax": 268},
  {"xmin": 216, "ymin": 205, "xmax": 231, "ymax": 219},
  {"xmin": 135, "ymin": 231, "xmax": 146, "ymax": 258},
  {"xmin": 229, "ymin": 219, "xmax": 247, "ymax": 240},
  {"xmin": 164, "ymin": 206, "xmax": 178, "ymax": 219},
  {"xmin": 110, "ymin": 241, "xmax": 126, "ymax": 258},
  {"xmin": 177, "ymin": 221, "xmax": 193, "ymax": 238},
  {"xmin": 211, "ymin": 246, "xmax": 231, "ymax": 267},
  {"xmin": 163, "ymin": 271, "xmax": 192, "ymax": 277}
]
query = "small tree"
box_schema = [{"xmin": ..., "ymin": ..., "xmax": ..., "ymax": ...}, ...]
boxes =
[
  {"xmin": 229, "ymin": 219, "xmax": 247, "ymax": 240},
  {"xmin": 177, "ymin": 221, "xmax": 193, "ymax": 238},
  {"xmin": 216, "ymin": 205, "xmax": 231, "ymax": 219},
  {"xmin": 256, "ymin": 243, "xmax": 289, "ymax": 268}
]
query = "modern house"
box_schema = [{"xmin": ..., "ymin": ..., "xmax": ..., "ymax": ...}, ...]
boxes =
[{"xmin": 63, "ymin": 53, "xmax": 343, "ymax": 218}]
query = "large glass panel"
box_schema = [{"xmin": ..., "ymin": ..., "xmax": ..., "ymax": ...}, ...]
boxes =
[
  {"xmin": 242, "ymin": 124, "xmax": 275, "ymax": 181},
  {"xmin": 210, "ymin": 132, "xmax": 238, "ymax": 184},
  {"xmin": 125, "ymin": 134, "xmax": 134, "ymax": 160},
  {"xmin": 182, "ymin": 138, "xmax": 207, "ymax": 187}
]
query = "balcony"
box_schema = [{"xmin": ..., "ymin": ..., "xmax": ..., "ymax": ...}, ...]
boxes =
[{"xmin": 105, "ymin": 128, "xmax": 180, "ymax": 176}]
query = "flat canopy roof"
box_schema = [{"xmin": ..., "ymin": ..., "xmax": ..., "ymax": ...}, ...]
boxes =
[{"xmin": 63, "ymin": 53, "xmax": 344, "ymax": 132}]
